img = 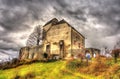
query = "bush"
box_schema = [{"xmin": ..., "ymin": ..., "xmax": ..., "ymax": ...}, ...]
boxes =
[
  {"xmin": 14, "ymin": 75, "xmax": 21, "ymax": 79},
  {"xmin": 79, "ymin": 56, "xmax": 109, "ymax": 76},
  {"xmin": 78, "ymin": 56, "xmax": 120, "ymax": 78},
  {"xmin": 13, "ymin": 72, "xmax": 35, "ymax": 79},
  {"xmin": 66, "ymin": 60, "xmax": 86, "ymax": 71},
  {"xmin": 24, "ymin": 72, "xmax": 35, "ymax": 79},
  {"xmin": 103, "ymin": 64, "xmax": 120, "ymax": 78}
]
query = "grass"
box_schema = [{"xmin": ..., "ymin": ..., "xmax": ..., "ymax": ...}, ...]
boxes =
[
  {"xmin": 0, "ymin": 58, "xmax": 120, "ymax": 79},
  {"xmin": 0, "ymin": 60, "xmax": 99, "ymax": 79}
]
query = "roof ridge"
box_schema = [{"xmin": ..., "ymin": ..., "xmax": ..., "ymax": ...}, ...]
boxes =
[{"xmin": 43, "ymin": 18, "xmax": 58, "ymax": 26}]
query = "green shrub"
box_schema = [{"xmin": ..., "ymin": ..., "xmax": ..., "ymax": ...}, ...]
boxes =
[
  {"xmin": 24, "ymin": 72, "xmax": 35, "ymax": 79},
  {"xmin": 14, "ymin": 75, "xmax": 21, "ymax": 79},
  {"xmin": 13, "ymin": 71, "xmax": 35, "ymax": 79},
  {"xmin": 106, "ymin": 61, "xmax": 112, "ymax": 66},
  {"xmin": 66, "ymin": 60, "xmax": 84, "ymax": 71}
]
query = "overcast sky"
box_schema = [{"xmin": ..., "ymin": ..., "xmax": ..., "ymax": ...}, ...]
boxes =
[{"xmin": 0, "ymin": 0, "xmax": 120, "ymax": 59}]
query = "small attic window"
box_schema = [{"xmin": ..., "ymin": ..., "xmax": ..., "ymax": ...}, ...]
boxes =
[{"xmin": 53, "ymin": 18, "xmax": 58, "ymax": 23}]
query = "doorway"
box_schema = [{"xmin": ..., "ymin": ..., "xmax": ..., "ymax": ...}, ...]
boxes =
[
  {"xmin": 59, "ymin": 40, "xmax": 64, "ymax": 58},
  {"xmin": 46, "ymin": 44, "xmax": 50, "ymax": 55}
]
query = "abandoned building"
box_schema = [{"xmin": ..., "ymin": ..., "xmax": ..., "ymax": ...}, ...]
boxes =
[
  {"xmin": 85, "ymin": 48, "xmax": 100, "ymax": 57},
  {"xmin": 19, "ymin": 18, "xmax": 85, "ymax": 60}
]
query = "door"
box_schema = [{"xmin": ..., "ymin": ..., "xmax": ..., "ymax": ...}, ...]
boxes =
[
  {"xmin": 46, "ymin": 44, "xmax": 50, "ymax": 56},
  {"xmin": 59, "ymin": 40, "xmax": 64, "ymax": 58}
]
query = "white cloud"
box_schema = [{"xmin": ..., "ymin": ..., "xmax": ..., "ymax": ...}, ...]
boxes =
[{"xmin": 0, "ymin": 25, "xmax": 4, "ymax": 31}]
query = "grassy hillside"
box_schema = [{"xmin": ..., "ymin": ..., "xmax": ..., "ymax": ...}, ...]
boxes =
[{"xmin": 0, "ymin": 60, "xmax": 98, "ymax": 79}]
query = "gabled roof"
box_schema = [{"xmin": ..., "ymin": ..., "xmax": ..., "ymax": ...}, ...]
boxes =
[
  {"xmin": 43, "ymin": 18, "xmax": 58, "ymax": 26},
  {"xmin": 43, "ymin": 18, "xmax": 85, "ymax": 38}
]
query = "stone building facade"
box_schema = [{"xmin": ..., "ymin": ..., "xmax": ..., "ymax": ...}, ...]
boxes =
[{"xmin": 19, "ymin": 18, "xmax": 85, "ymax": 60}]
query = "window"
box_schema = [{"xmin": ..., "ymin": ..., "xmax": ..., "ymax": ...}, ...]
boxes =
[{"xmin": 46, "ymin": 44, "xmax": 50, "ymax": 54}]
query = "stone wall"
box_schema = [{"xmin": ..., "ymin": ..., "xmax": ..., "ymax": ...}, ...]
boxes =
[
  {"xmin": 19, "ymin": 45, "xmax": 43, "ymax": 60},
  {"xmin": 71, "ymin": 28, "xmax": 85, "ymax": 56}
]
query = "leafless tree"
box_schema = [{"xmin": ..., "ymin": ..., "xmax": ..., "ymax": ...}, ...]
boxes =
[{"xmin": 26, "ymin": 25, "xmax": 43, "ymax": 46}]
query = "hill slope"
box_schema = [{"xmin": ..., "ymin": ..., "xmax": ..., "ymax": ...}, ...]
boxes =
[{"xmin": 0, "ymin": 60, "xmax": 98, "ymax": 79}]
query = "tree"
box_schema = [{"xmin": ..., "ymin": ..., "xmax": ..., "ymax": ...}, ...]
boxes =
[
  {"xmin": 26, "ymin": 25, "xmax": 43, "ymax": 46},
  {"xmin": 112, "ymin": 49, "xmax": 120, "ymax": 63},
  {"xmin": 112, "ymin": 40, "xmax": 120, "ymax": 63}
]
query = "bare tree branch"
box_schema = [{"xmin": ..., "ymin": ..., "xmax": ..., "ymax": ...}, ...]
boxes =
[{"xmin": 26, "ymin": 25, "xmax": 43, "ymax": 46}]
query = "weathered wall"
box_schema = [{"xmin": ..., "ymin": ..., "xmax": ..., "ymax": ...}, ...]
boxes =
[
  {"xmin": 71, "ymin": 29, "xmax": 85, "ymax": 56},
  {"xmin": 19, "ymin": 45, "xmax": 43, "ymax": 60},
  {"xmin": 43, "ymin": 23, "xmax": 71, "ymax": 58}
]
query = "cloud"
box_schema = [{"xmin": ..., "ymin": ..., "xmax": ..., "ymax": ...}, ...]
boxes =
[
  {"xmin": 0, "ymin": 49, "xmax": 18, "ymax": 62},
  {"xmin": 0, "ymin": 0, "xmax": 120, "ymax": 60}
]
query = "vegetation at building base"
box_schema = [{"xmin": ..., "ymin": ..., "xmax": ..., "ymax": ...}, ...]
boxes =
[{"xmin": 0, "ymin": 57, "xmax": 120, "ymax": 79}]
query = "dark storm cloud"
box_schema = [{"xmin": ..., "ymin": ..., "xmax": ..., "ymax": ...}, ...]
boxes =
[
  {"xmin": 0, "ymin": 0, "xmax": 47, "ymax": 52},
  {"xmin": 53, "ymin": 0, "xmax": 120, "ymax": 48},
  {"xmin": 0, "ymin": 0, "xmax": 49, "ymax": 33},
  {"xmin": 0, "ymin": 0, "xmax": 120, "ymax": 60}
]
